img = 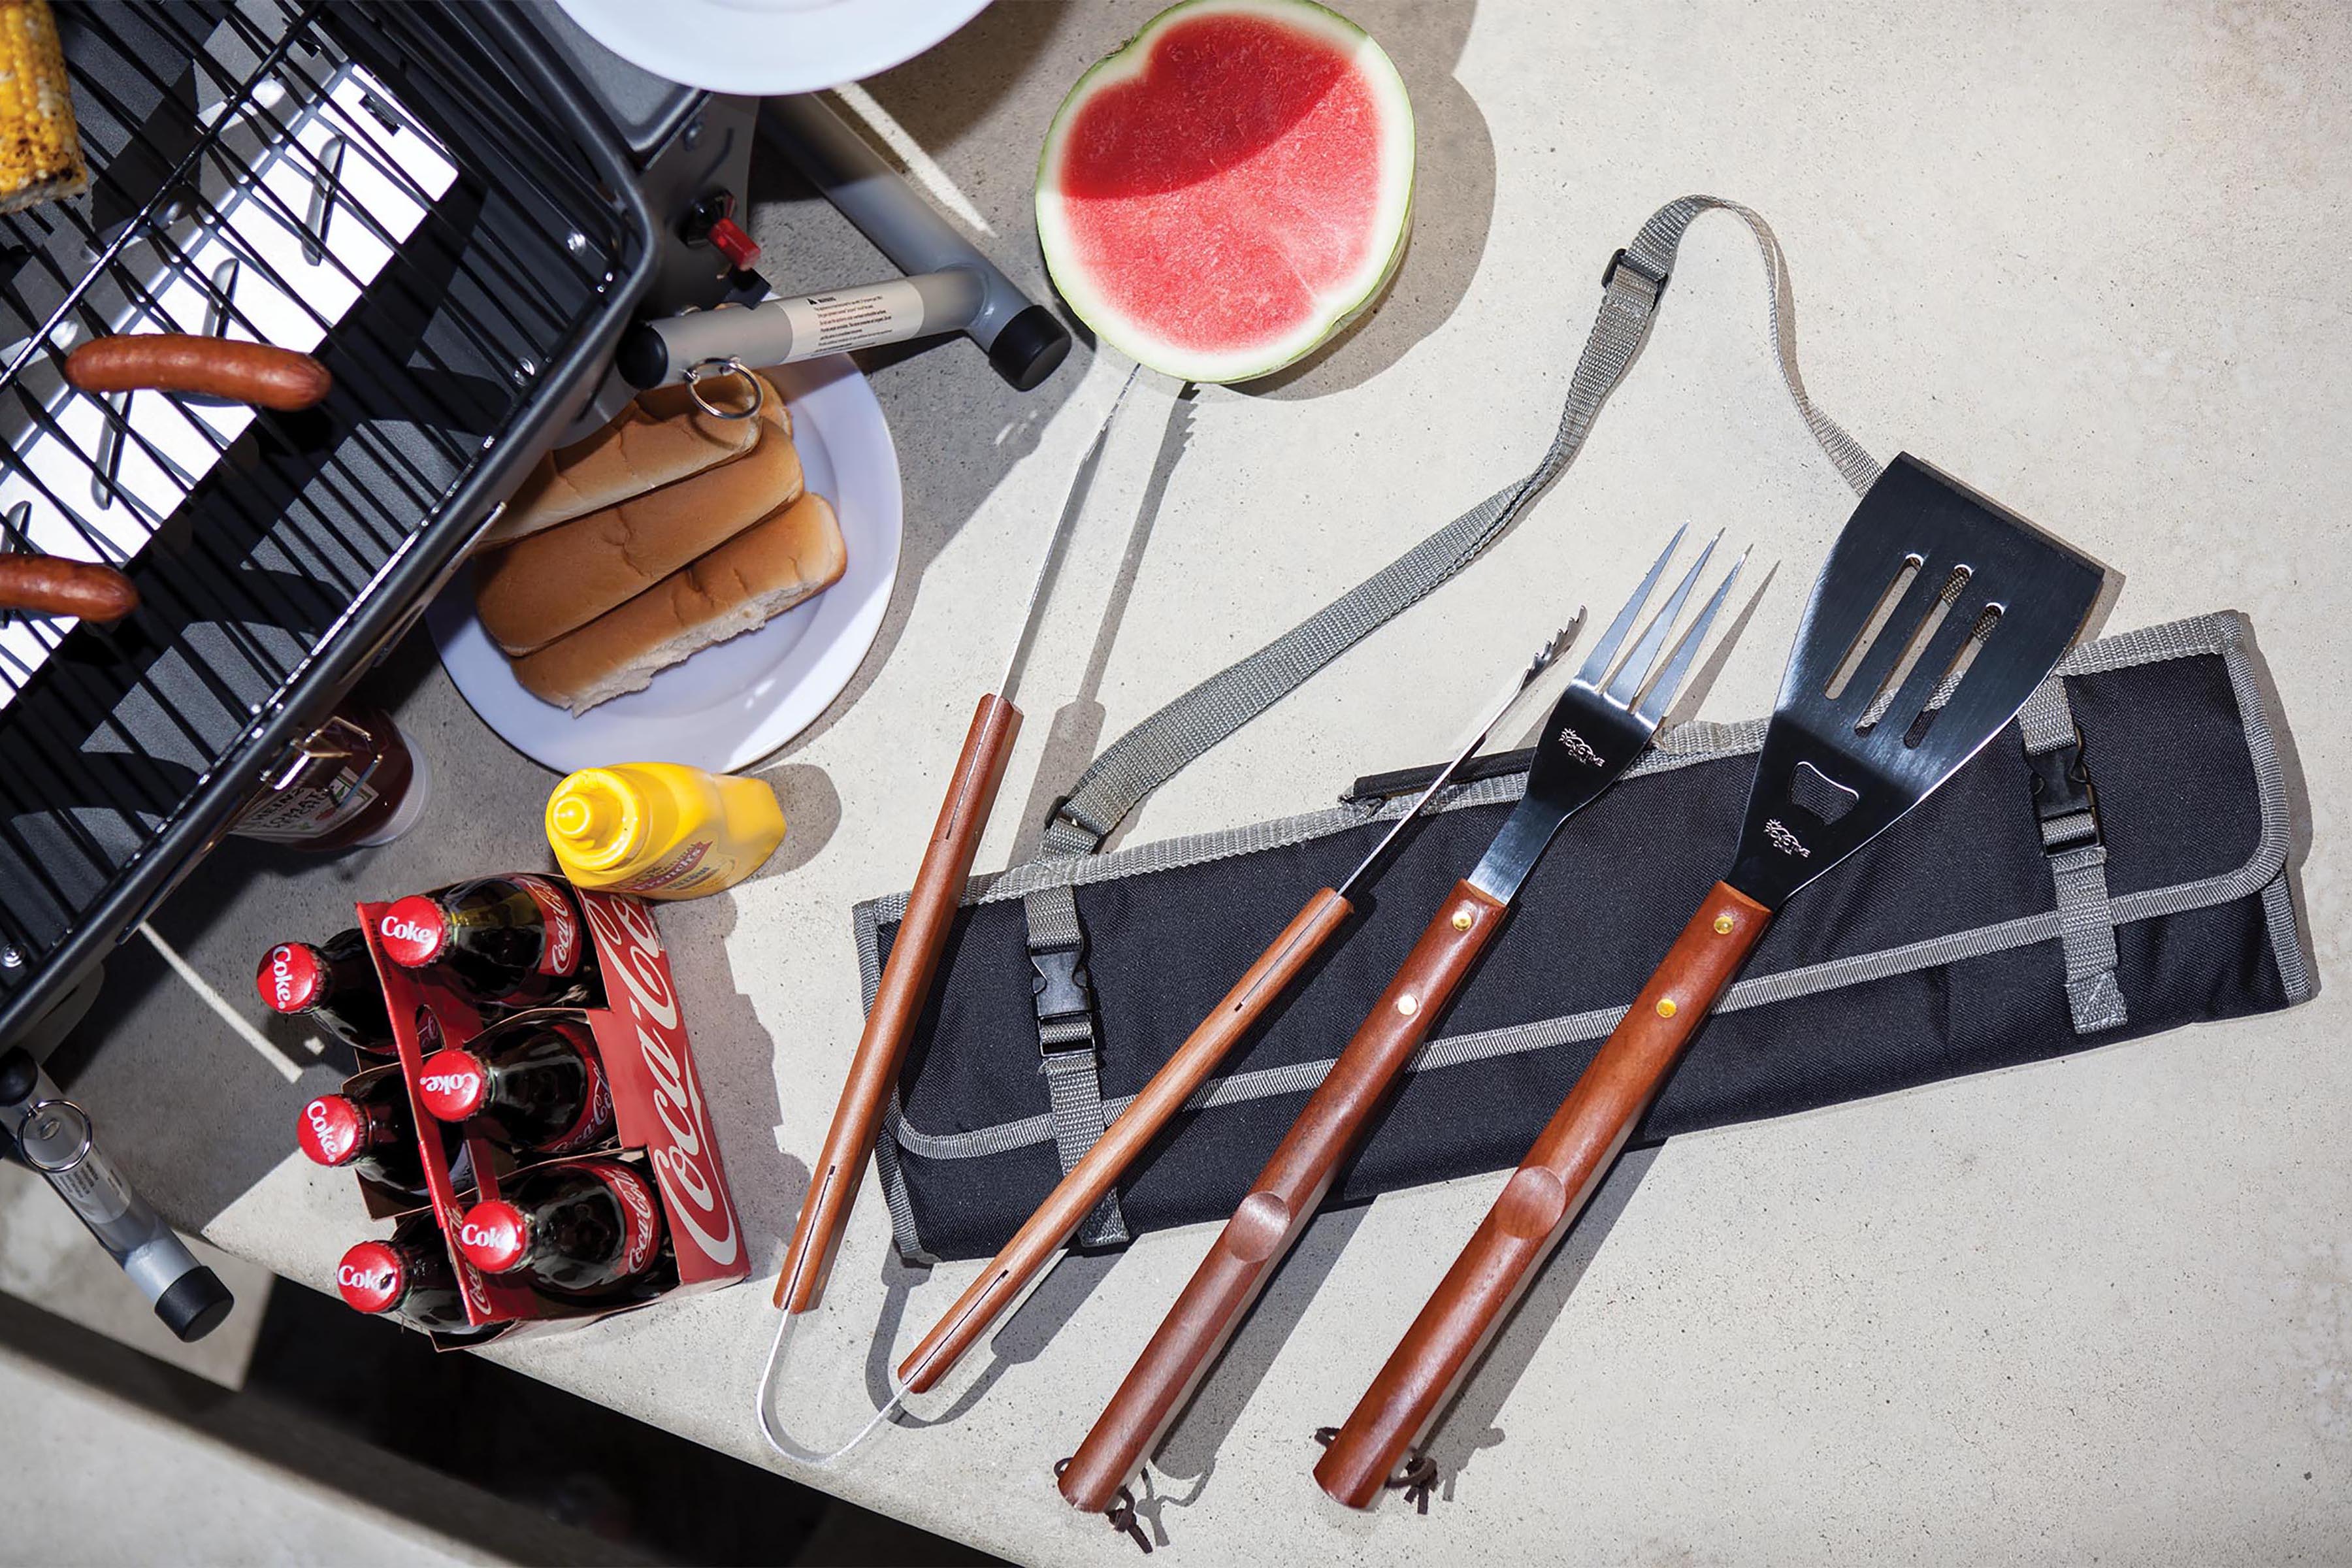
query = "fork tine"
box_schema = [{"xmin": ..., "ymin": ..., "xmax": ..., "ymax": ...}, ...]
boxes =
[
  {"xmin": 1634, "ymin": 546, "xmax": 1750, "ymax": 725},
  {"xmin": 1603, "ymin": 531, "xmax": 1720, "ymax": 706},
  {"xmin": 1573, "ymin": 525, "xmax": 1685, "ymax": 687}
]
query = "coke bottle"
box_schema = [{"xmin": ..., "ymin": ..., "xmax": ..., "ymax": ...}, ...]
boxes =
[
  {"xmin": 376, "ymin": 874, "xmax": 596, "ymax": 1011},
  {"xmin": 255, "ymin": 930, "xmax": 394, "ymax": 1056},
  {"xmin": 297, "ymin": 1073, "xmax": 468, "ymax": 1198},
  {"xmin": 336, "ymin": 1230, "xmax": 486, "ymax": 1336},
  {"xmin": 415, "ymin": 1019, "xmax": 613, "ymax": 1156},
  {"xmin": 453, "ymin": 1160, "xmax": 664, "ymax": 1299}
]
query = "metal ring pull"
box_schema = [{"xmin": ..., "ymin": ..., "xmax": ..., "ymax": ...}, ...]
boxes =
[
  {"xmin": 17, "ymin": 1096, "xmax": 95, "ymax": 1174},
  {"xmin": 682, "ymin": 357, "xmax": 762, "ymax": 421}
]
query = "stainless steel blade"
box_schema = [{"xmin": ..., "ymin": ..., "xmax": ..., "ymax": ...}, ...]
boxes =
[
  {"xmin": 1725, "ymin": 453, "xmax": 2104, "ymax": 910},
  {"xmin": 1336, "ymin": 612, "xmax": 1584, "ymax": 898},
  {"xmin": 998, "ymin": 364, "xmax": 1143, "ymax": 705}
]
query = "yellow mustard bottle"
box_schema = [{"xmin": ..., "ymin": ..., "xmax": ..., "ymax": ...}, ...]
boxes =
[{"xmin": 545, "ymin": 763, "xmax": 785, "ymax": 900}]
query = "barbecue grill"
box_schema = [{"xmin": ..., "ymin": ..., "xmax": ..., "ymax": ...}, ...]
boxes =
[{"xmin": 0, "ymin": 1, "xmax": 661, "ymax": 1046}]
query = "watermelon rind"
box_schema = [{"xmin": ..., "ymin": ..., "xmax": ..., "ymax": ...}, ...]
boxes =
[{"xmin": 1036, "ymin": 0, "xmax": 1415, "ymax": 385}]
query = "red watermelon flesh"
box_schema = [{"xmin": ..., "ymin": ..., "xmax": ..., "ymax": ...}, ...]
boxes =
[{"xmin": 1037, "ymin": 1, "xmax": 1414, "ymax": 384}]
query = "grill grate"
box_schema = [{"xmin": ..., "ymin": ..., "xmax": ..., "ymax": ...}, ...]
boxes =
[{"xmin": 0, "ymin": 1, "xmax": 653, "ymax": 1039}]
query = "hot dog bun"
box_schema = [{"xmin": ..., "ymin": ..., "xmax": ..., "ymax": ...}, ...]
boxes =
[
  {"xmin": 513, "ymin": 492, "xmax": 846, "ymax": 715},
  {"xmin": 474, "ymin": 397, "xmax": 803, "ymax": 655},
  {"xmin": 483, "ymin": 374, "xmax": 789, "ymax": 549}
]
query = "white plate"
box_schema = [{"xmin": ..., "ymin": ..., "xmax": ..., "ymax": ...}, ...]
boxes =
[
  {"xmin": 555, "ymin": 0, "xmax": 993, "ymax": 95},
  {"xmin": 429, "ymin": 355, "xmax": 902, "ymax": 775}
]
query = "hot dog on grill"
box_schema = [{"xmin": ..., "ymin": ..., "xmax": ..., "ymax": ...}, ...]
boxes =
[
  {"xmin": 0, "ymin": 555, "xmax": 138, "ymax": 623},
  {"xmin": 65, "ymin": 334, "xmax": 331, "ymax": 412}
]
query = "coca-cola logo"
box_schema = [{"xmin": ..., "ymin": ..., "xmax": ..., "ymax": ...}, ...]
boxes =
[
  {"xmin": 257, "ymin": 943, "xmax": 322, "ymax": 1014},
  {"xmin": 419, "ymin": 1069, "xmax": 477, "ymax": 1096},
  {"xmin": 455, "ymin": 1200, "xmax": 526, "ymax": 1273},
  {"xmin": 579, "ymin": 892, "xmax": 739, "ymax": 1269},
  {"xmin": 514, "ymin": 875, "xmax": 581, "ymax": 977},
  {"xmin": 415, "ymin": 1053, "xmax": 485, "ymax": 1122},
  {"xmin": 378, "ymin": 897, "xmax": 445, "ymax": 966},
  {"xmin": 335, "ymin": 1243, "xmax": 404, "ymax": 1313},
  {"xmin": 603, "ymin": 1164, "xmax": 662, "ymax": 1276},
  {"xmin": 299, "ymin": 1095, "xmax": 357, "ymax": 1165}
]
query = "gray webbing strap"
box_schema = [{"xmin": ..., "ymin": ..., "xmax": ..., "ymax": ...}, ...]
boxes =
[
  {"xmin": 1026, "ymin": 877, "xmax": 1128, "ymax": 1245},
  {"xmin": 2018, "ymin": 676, "xmax": 2128, "ymax": 1032},
  {"xmin": 1019, "ymin": 196, "xmax": 1882, "ymax": 1240},
  {"xmin": 1037, "ymin": 194, "xmax": 1878, "ymax": 861}
]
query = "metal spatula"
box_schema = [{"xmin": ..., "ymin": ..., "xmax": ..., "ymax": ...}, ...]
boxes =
[{"xmin": 1315, "ymin": 454, "xmax": 2106, "ymax": 1509}]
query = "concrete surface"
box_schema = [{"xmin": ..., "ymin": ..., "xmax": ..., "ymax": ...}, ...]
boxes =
[
  {"xmin": 0, "ymin": 1337, "xmax": 491, "ymax": 1567},
  {"xmin": 0, "ymin": 1163, "xmax": 274, "ymax": 1390},
  {"xmin": 32, "ymin": 1, "xmax": 2352, "ymax": 1563}
]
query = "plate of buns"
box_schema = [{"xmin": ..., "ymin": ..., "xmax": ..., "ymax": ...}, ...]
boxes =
[{"xmin": 429, "ymin": 354, "xmax": 900, "ymax": 773}]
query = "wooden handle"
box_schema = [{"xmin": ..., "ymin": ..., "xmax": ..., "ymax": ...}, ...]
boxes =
[
  {"xmin": 899, "ymin": 887, "xmax": 1354, "ymax": 1395},
  {"xmin": 65, "ymin": 333, "xmax": 333, "ymax": 411},
  {"xmin": 1058, "ymin": 880, "xmax": 1509, "ymax": 1515},
  {"xmin": 0, "ymin": 555, "xmax": 137, "ymax": 622},
  {"xmin": 1314, "ymin": 881, "xmax": 1771, "ymax": 1509},
  {"xmin": 774, "ymin": 693, "xmax": 1019, "ymax": 1313}
]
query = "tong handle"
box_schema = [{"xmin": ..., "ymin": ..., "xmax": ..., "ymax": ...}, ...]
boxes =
[
  {"xmin": 775, "ymin": 693, "xmax": 1021, "ymax": 1313},
  {"xmin": 1058, "ymin": 880, "xmax": 1508, "ymax": 1515},
  {"xmin": 901, "ymin": 886, "xmax": 1355, "ymax": 1394},
  {"xmin": 1314, "ymin": 881, "xmax": 1770, "ymax": 1508}
]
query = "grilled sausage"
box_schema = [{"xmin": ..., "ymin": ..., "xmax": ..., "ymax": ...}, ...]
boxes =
[
  {"xmin": 0, "ymin": 555, "xmax": 138, "ymax": 623},
  {"xmin": 65, "ymin": 334, "xmax": 331, "ymax": 412}
]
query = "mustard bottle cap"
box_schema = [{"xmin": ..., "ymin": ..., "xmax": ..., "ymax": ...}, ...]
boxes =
[{"xmin": 546, "ymin": 770, "xmax": 640, "ymax": 872}]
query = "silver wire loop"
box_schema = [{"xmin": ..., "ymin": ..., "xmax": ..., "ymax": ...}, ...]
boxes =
[{"xmin": 683, "ymin": 356, "xmax": 762, "ymax": 421}]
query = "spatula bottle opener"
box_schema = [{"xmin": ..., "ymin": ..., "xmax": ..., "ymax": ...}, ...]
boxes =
[
  {"xmin": 1314, "ymin": 455, "xmax": 2104, "ymax": 1509},
  {"xmin": 1056, "ymin": 528, "xmax": 1748, "ymax": 1516}
]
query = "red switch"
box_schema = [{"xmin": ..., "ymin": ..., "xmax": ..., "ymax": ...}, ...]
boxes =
[{"xmin": 708, "ymin": 217, "xmax": 761, "ymax": 270}]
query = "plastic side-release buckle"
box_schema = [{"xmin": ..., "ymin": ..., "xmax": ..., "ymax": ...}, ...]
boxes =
[
  {"xmin": 1031, "ymin": 944, "xmax": 1093, "ymax": 1051},
  {"xmin": 2029, "ymin": 732, "xmax": 2101, "ymax": 852}
]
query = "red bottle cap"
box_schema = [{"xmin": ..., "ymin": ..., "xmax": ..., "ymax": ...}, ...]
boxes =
[
  {"xmin": 336, "ymin": 1241, "xmax": 408, "ymax": 1314},
  {"xmin": 255, "ymin": 942, "xmax": 327, "ymax": 1013},
  {"xmin": 378, "ymin": 896, "xmax": 447, "ymax": 967},
  {"xmin": 708, "ymin": 216, "xmax": 761, "ymax": 270},
  {"xmin": 297, "ymin": 1094, "xmax": 365, "ymax": 1167},
  {"xmin": 415, "ymin": 1049, "xmax": 489, "ymax": 1122},
  {"xmin": 455, "ymin": 1199, "xmax": 529, "ymax": 1274}
]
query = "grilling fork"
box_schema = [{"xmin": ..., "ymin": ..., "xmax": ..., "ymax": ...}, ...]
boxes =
[
  {"xmin": 1315, "ymin": 455, "xmax": 2105, "ymax": 1508},
  {"xmin": 1056, "ymin": 527, "xmax": 1748, "ymax": 1516}
]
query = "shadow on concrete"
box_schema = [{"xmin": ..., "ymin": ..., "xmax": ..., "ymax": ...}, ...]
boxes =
[{"xmin": 1007, "ymin": 382, "xmax": 1198, "ymax": 862}]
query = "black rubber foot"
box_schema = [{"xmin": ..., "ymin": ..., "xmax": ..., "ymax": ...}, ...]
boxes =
[
  {"xmin": 987, "ymin": 304, "xmax": 1073, "ymax": 391},
  {"xmin": 155, "ymin": 1267, "xmax": 235, "ymax": 1343}
]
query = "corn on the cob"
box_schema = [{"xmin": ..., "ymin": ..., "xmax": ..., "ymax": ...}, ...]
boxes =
[{"xmin": 0, "ymin": 0, "xmax": 85, "ymax": 216}]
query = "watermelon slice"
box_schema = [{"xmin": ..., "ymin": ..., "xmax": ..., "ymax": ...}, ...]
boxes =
[{"xmin": 1036, "ymin": 0, "xmax": 1414, "ymax": 384}]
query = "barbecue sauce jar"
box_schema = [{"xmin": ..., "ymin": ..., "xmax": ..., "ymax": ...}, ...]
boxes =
[{"xmin": 231, "ymin": 700, "xmax": 429, "ymax": 852}]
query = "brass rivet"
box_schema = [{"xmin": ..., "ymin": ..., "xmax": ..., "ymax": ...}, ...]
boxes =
[
  {"xmin": 1397, "ymin": 994, "xmax": 1420, "ymax": 1017},
  {"xmin": 1656, "ymin": 997, "xmax": 1678, "ymax": 1019},
  {"xmin": 1451, "ymin": 909, "xmax": 1473, "ymax": 931},
  {"xmin": 1713, "ymin": 914, "xmax": 1735, "ymax": 935}
]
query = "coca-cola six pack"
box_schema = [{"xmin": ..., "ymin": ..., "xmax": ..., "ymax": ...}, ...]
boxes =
[{"xmin": 274, "ymin": 873, "xmax": 745, "ymax": 1345}]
